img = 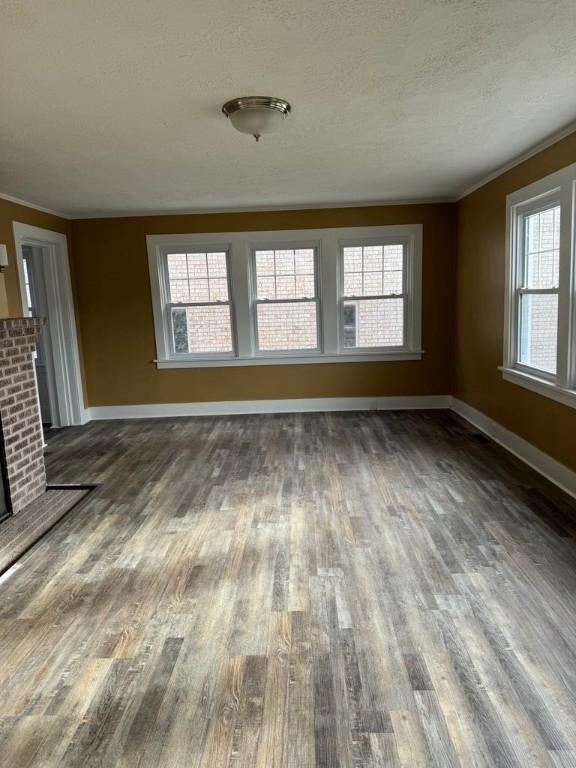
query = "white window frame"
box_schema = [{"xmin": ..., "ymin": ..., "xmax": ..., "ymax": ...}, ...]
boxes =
[
  {"xmin": 160, "ymin": 245, "xmax": 236, "ymax": 360},
  {"xmin": 338, "ymin": 236, "xmax": 413, "ymax": 354},
  {"xmin": 147, "ymin": 224, "xmax": 423, "ymax": 368},
  {"xmin": 502, "ymin": 161, "xmax": 576, "ymax": 409},
  {"xmin": 250, "ymin": 240, "xmax": 322, "ymax": 357}
]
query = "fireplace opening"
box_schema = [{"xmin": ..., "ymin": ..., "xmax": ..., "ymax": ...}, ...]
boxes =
[{"xmin": 0, "ymin": 432, "xmax": 9, "ymax": 524}]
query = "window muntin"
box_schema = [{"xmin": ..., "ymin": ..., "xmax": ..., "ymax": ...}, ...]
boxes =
[
  {"xmin": 341, "ymin": 243, "xmax": 405, "ymax": 349},
  {"xmin": 516, "ymin": 205, "xmax": 560, "ymax": 376},
  {"xmin": 165, "ymin": 251, "xmax": 234, "ymax": 355},
  {"xmin": 252, "ymin": 247, "xmax": 319, "ymax": 352}
]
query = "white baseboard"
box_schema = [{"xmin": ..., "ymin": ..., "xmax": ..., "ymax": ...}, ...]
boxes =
[
  {"xmin": 451, "ymin": 397, "xmax": 576, "ymax": 500},
  {"xmin": 86, "ymin": 395, "xmax": 451, "ymax": 421}
]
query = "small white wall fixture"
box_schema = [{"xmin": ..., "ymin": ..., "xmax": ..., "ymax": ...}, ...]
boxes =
[{"xmin": 12, "ymin": 222, "xmax": 86, "ymax": 427}]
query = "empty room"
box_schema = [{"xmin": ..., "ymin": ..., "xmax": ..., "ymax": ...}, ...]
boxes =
[{"xmin": 1, "ymin": 1, "xmax": 576, "ymax": 766}]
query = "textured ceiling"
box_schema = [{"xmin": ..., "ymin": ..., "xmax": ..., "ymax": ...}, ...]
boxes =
[{"xmin": 1, "ymin": 0, "xmax": 576, "ymax": 216}]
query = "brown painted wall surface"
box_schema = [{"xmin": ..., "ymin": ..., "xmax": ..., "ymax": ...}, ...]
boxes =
[
  {"xmin": 0, "ymin": 197, "xmax": 71, "ymax": 317},
  {"xmin": 456, "ymin": 132, "xmax": 576, "ymax": 472},
  {"xmin": 72, "ymin": 204, "xmax": 456, "ymax": 407}
]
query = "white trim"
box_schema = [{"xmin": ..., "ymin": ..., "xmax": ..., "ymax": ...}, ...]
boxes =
[
  {"xmin": 0, "ymin": 191, "xmax": 70, "ymax": 220},
  {"xmin": 451, "ymin": 398, "xmax": 576, "ymax": 500},
  {"xmin": 12, "ymin": 222, "xmax": 86, "ymax": 427},
  {"xmin": 250, "ymin": 241, "xmax": 322, "ymax": 355},
  {"xmin": 155, "ymin": 351, "xmax": 424, "ymax": 368},
  {"xmin": 147, "ymin": 225, "xmax": 423, "ymax": 368},
  {"xmin": 457, "ymin": 120, "xmax": 576, "ymax": 201},
  {"xmin": 87, "ymin": 395, "xmax": 450, "ymax": 420}
]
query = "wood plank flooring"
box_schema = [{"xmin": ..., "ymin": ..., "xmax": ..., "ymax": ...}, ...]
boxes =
[
  {"xmin": 0, "ymin": 410, "xmax": 575, "ymax": 766},
  {"xmin": 0, "ymin": 487, "xmax": 91, "ymax": 576}
]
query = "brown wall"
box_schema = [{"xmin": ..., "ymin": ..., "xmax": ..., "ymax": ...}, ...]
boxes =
[
  {"xmin": 0, "ymin": 197, "xmax": 71, "ymax": 318},
  {"xmin": 456, "ymin": 131, "xmax": 576, "ymax": 472},
  {"xmin": 71, "ymin": 204, "xmax": 457, "ymax": 407}
]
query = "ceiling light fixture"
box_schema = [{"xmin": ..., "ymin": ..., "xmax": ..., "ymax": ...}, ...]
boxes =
[{"xmin": 222, "ymin": 96, "xmax": 291, "ymax": 142}]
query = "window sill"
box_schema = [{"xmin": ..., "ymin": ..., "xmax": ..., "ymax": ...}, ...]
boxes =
[
  {"xmin": 156, "ymin": 351, "xmax": 423, "ymax": 369},
  {"xmin": 500, "ymin": 366, "xmax": 576, "ymax": 410}
]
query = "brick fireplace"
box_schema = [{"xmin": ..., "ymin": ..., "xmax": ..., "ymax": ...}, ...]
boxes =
[{"xmin": 0, "ymin": 317, "xmax": 47, "ymax": 517}]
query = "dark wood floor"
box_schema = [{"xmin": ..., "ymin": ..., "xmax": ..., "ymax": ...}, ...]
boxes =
[
  {"xmin": 0, "ymin": 411, "xmax": 575, "ymax": 767},
  {"xmin": 0, "ymin": 487, "xmax": 90, "ymax": 576}
]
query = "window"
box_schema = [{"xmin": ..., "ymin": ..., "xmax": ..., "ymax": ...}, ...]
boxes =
[
  {"xmin": 341, "ymin": 243, "xmax": 405, "ymax": 349},
  {"xmin": 503, "ymin": 162, "xmax": 576, "ymax": 409},
  {"xmin": 517, "ymin": 205, "xmax": 560, "ymax": 375},
  {"xmin": 164, "ymin": 250, "xmax": 234, "ymax": 357},
  {"xmin": 252, "ymin": 247, "xmax": 319, "ymax": 353},
  {"xmin": 147, "ymin": 225, "xmax": 422, "ymax": 368}
]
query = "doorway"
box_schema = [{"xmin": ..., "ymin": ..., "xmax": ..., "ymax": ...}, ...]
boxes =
[
  {"xmin": 21, "ymin": 245, "xmax": 55, "ymax": 427},
  {"xmin": 12, "ymin": 223, "xmax": 85, "ymax": 427}
]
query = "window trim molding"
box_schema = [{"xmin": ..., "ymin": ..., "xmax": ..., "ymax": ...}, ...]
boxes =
[
  {"xmin": 503, "ymin": 161, "xmax": 576, "ymax": 408},
  {"xmin": 338, "ymin": 236, "xmax": 411, "ymax": 354},
  {"xmin": 147, "ymin": 224, "xmax": 423, "ymax": 368},
  {"xmin": 161, "ymin": 247, "xmax": 237, "ymax": 359}
]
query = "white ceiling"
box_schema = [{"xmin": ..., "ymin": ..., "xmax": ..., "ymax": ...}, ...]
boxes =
[{"xmin": 1, "ymin": 0, "xmax": 576, "ymax": 217}]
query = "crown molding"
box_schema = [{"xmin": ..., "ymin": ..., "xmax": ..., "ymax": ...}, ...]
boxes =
[
  {"xmin": 456, "ymin": 119, "xmax": 576, "ymax": 201},
  {"xmin": 0, "ymin": 191, "xmax": 71, "ymax": 220}
]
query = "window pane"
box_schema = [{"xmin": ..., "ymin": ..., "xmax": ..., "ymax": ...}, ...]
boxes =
[
  {"xmin": 342, "ymin": 244, "xmax": 404, "ymax": 297},
  {"xmin": 255, "ymin": 251, "xmax": 275, "ymax": 275},
  {"xmin": 170, "ymin": 280, "xmax": 191, "ymax": 302},
  {"xmin": 363, "ymin": 271, "xmax": 383, "ymax": 296},
  {"xmin": 209, "ymin": 278, "xmax": 229, "ymax": 302},
  {"xmin": 167, "ymin": 253, "xmax": 188, "ymax": 279},
  {"xmin": 171, "ymin": 305, "xmax": 233, "ymax": 354},
  {"xmin": 383, "ymin": 270, "xmax": 403, "ymax": 294},
  {"xmin": 254, "ymin": 248, "xmax": 316, "ymax": 300},
  {"xmin": 295, "ymin": 274, "xmax": 315, "ymax": 297},
  {"xmin": 276, "ymin": 275, "xmax": 296, "ymax": 299},
  {"xmin": 207, "ymin": 252, "xmax": 227, "ymax": 277},
  {"xmin": 342, "ymin": 298, "xmax": 404, "ymax": 348},
  {"xmin": 343, "ymin": 302, "xmax": 357, "ymax": 347},
  {"xmin": 189, "ymin": 279, "xmax": 209, "ymax": 303},
  {"xmin": 519, "ymin": 293, "xmax": 558, "ymax": 374},
  {"xmin": 524, "ymin": 206, "xmax": 560, "ymax": 289},
  {"xmin": 275, "ymin": 250, "xmax": 295, "ymax": 274},
  {"xmin": 363, "ymin": 245, "xmax": 383, "ymax": 271},
  {"xmin": 167, "ymin": 251, "xmax": 228, "ymax": 303},
  {"xmin": 383, "ymin": 245, "xmax": 403, "ymax": 272},
  {"xmin": 344, "ymin": 272, "xmax": 363, "ymax": 296},
  {"xmin": 257, "ymin": 276, "xmax": 276, "ymax": 299},
  {"xmin": 257, "ymin": 302, "xmax": 318, "ymax": 351},
  {"xmin": 188, "ymin": 253, "xmax": 208, "ymax": 278},
  {"xmin": 294, "ymin": 249, "xmax": 314, "ymax": 274}
]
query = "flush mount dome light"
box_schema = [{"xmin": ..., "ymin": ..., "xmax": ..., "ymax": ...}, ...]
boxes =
[{"xmin": 222, "ymin": 96, "xmax": 291, "ymax": 142}]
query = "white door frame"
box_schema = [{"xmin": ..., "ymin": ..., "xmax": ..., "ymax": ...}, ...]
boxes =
[{"xmin": 12, "ymin": 222, "xmax": 86, "ymax": 427}]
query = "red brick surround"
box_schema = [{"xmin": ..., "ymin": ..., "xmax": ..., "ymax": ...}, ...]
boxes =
[{"xmin": 0, "ymin": 317, "xmax": 46, "ymax": 513}]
